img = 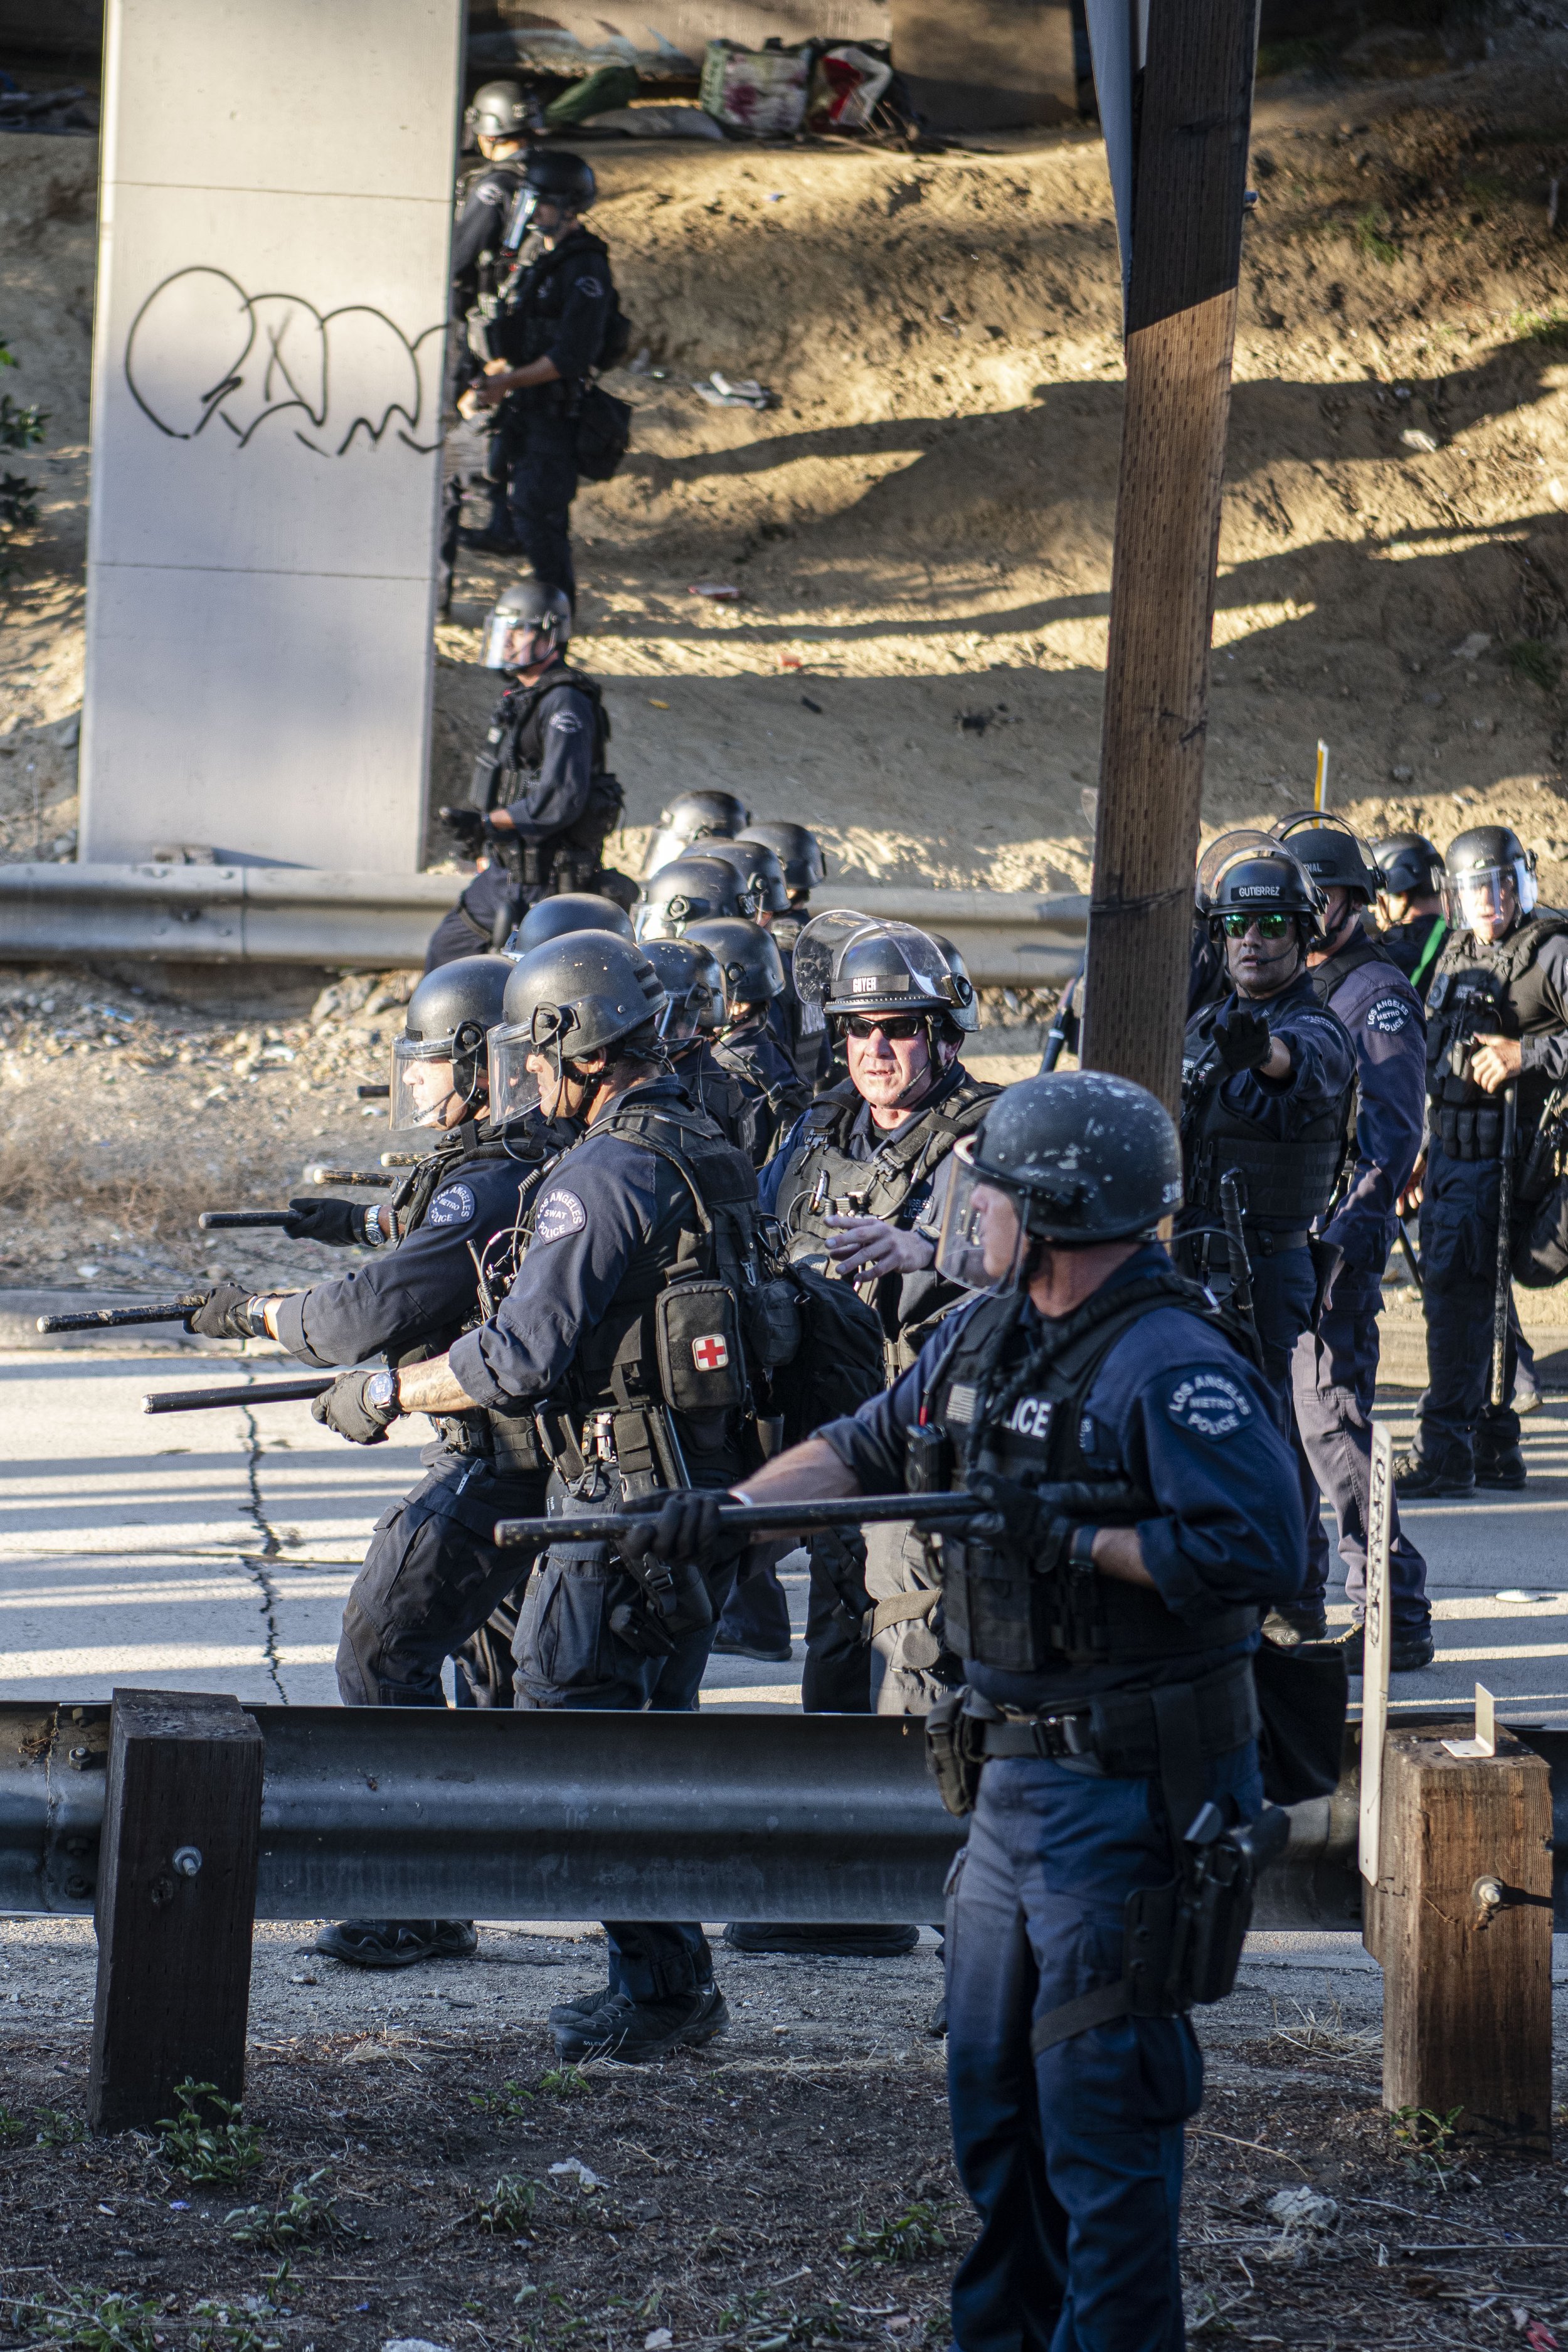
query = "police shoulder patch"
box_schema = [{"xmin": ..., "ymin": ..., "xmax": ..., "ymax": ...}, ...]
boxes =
[
  {"xmin": 426, "ymin": 1182, "xmax": 477, "ymax": 1229},
  {"xmin": 534, "ymin": 1187, "xmax": 587, "ymax": 1244},
  {"xmin": 575, "ymin": 275, "xmax": 604, "ymax": 297},
  {"xmin": 1365, "ymin": 995, "xmax": 1411, "ymax": 1034},
  {"xmin": 1165, "ymin": 1367, "xmax": 1254, "ymax": 1441},
  {"xmin": 548, "ymin": 707, "xmax": 583, "ymax": 733}
]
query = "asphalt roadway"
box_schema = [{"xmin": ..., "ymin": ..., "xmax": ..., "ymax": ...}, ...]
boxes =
[{"xmin": 0, "ymin": 1345, "xmax": 1564, "ymax": 1729}]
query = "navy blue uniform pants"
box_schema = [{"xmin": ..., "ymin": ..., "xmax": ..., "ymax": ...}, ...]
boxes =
[
  {"xmin": 337, "ymin": 1461, "xmax": 547, "ymax": 1709},
  {"xmin": 714, "ymin": 1547, "xmax": 793, "ymax": 1655},
  {"xmin": 502, "ymin": 409, "xmax": 578, "ymax": 610},
  {"xmin": 1415, "ymin": 1140, "xmax": 1519, "ymax": 1470},
  {"xmin": 1291, "ymin": 1271, "xmax": 1429, "ymax": 1630},
  {"xmin": 511, "ymin": 1480, "xmax": 739, "ymax": 2006},
  {"xmin": 945, "ymin": 1737, "xmax": 1263, "ymax": 2352}
]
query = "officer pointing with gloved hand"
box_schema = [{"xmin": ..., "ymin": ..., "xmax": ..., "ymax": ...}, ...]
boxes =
[
  {"xmin": 317, "ymin": 930, "xmax": 769, "ymax": 2062},
  {"xmin": 652, "ymin": 1072, "xmax": 1305, "ymax": 2352}
]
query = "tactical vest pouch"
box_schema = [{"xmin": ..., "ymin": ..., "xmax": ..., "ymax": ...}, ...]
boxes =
[
  {"xmin": 747, "ymin": 1274, "xmax": 803, "ymax": 1372},
  {"xmin": 924, "ymin": 1688, "xmax": 987, "ymax": 1818},
  {"xmin": 940, "ymin": 1536, "xmax": 1047, "ymax": 1673},
  {"xmin": 486, "ymin": 1404, "xmax": 545, "ymax": 1474},
  {"xmin": 655, "ymin": 1279, "xmax": 746, "ymax": 1414},
  {"xmin": 906, "ymin": 1422, "xmax": 953, "ymax": 1493}
]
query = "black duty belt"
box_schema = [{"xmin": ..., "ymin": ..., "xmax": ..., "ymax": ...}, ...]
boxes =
[
  {"xmin": 972, "ymin": 1655, "xmax": 1259, "ymax": 1776},
  {"xmin": 1185, "ymin": 1224, "xmax": 1309, "ymax": 1264}
]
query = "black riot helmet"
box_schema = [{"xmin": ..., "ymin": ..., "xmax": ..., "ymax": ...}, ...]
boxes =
[
  {"xmin": 643, "ymin": 936, "xmax": 725, "ymax": 1042},
  {"xmin": 465, "ymin": 80, "xmax": 531, "ymax": 144},
  {"xmin": 503, "ymin": 150, "xmax": 596, "ymax": 250},
  {"xmin": 481, "ymin": 577, "xmax": 571, "ymax": 668},
  {"xmin": 1271, "ymin": 812, "xmax": 1382, "ymax": 906},
  {"xmin": 705, "ymin": 838, "xmax": 792, "ymax": 917},
  {"xmin": 936, "ymin": 1073, "xmax": 1183, "ymax": 1289},
  {"xmin": 928, "ymin": 932, "xmax": 980, "ymax": 1034},
  {"xmin": 489, "ymin": 931, "xmax": 667, "ymax": 1121},
  {"xmin": 686, "ymin": 917, "xmax": 787, "ymax": 1013},
  {"xmin": 820, "ymin": 920, "xmax": 970, "ymax": 1021},
  {"xmin": 507, "ymin": 891, "xmax": 633, "ymax": 957},
  {"xmin": 636, "ymin": 853, "xmax": 758, "ymax": 940},
  {"xmin": 1195, "ymin": 830, "xmax": 1328, "ymax": 944},
  {"xmin": 641, "ymin": 790, "xmax": 751, "ymax": 879},
  {"xmin": 1444, "ymin": 824, "xmax": 1538, "ymax": 935},
  {"xmin": 1375, "ymin": 831, "xmax": 1445, "ymax": 900},
  {"xmin": 744, "ymin": 820, "xmax": 826, "ymax": 895},
  {"xmin": 391, "ymin": 956, "xmax": 511, "ymax": 1131}
]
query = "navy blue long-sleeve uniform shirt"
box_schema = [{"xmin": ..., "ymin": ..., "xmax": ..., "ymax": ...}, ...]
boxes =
[
  {"xmin": 1311, "ymin": 948, "xmax": 1426, "ymax": 1272},
  {"xmin": 819, "ymin": 1244, "xmax": 1305, "ymax": 1710},
  {"xmin": 1180, "ymin": 968, "xmax": 1357, "ymax": 1210}
]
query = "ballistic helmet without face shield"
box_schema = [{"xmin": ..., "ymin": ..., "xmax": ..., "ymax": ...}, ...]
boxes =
[
  {"xmin": 643, "ymin": 936, "xmax": 725, "ymax": 1042},
  {"xmin": 1444, "ymin": 824, "xmax": 1537, "ymax": 931},
  {"xmin": 636, "ymin": 853, "xmax": 759, "ymax": 939},
  {"xmin": 640, "ymin": 790, "xmax": 751, "ymax": 880},
  {"xmin": 391, "ymin": 956, "xmax": 511, "ymax": 1131},
  {"xmin": 685, "ymin": 917, "xmax": 787, "ymax": 1011},
  {"xmin": 1272, "ymin": 812, "xmax": 1382, "ymax": 906},
  {"xmin": 465, "ymin": 80, "xmax": 531, "ymax": 143},
  {"xmin": 704, "ymin": 838, "xmax": 791, "ymax": 917},
  {"xmin": 743, "ymin": 820, "xmax": 826, "ymax": 894},
  {"xmin": 1195, "ymin": 830, "xmax": 1327, "ymax": 942},
  {"xmin": 481, "ymin": 578, "xmax": 571, "ymax": 669},
  {"xmin": 503, "ymin": 150, "xmax": 596, "ymax": 249},
  {"xmin": 506, "ymin": 892, "xmax": 633, "ymax": 957},
  {"xmin": 488, "ymin": 931, "xmax": 666, "ymax": 1121},
  {"xmin": 1375, "ymin": 831, "xmax": 1445, "ymax": 899},
  {"xmin": 935, "ymin": 1073, "xmax": 1183, "ymax": 1290}
]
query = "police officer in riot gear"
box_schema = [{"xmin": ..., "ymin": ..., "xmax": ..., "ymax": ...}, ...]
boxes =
[
  {"xmin": 635, "ymin": 852, "xmax": 760, "ymax": 940},
  {"xmin": 191, "ymin": 956, "xmax": 568, "ymax": 1971},
  {"xmin": 641, "ymin": 790, "xmax": 751, "ymax": 881},
  {"xmin": 1375, "ymin": 832, "xmax": 1448, "ymax": 1000},
  {"xmin": 449, "ymin": 80, "xmax": 540, "ymax": 558},
  {"xmin": 428, "ymin": 580, "xmax": 627, "ymax": 971},
  {"xmin": 640, "ymin": 933, "xmax": 765, "ymax": 1153},
  {"xmin": 684, "ymin": 1071, "xmax": 1304, "ymax": 2352},
  {"xmin": 1271, "ymin": 817, "xmax": 1433, "ymax": 1669},
  {"xmin": 504, "ymin": 890, "xmax": 633, "ymax": 957},
  {"xmin": 461, "ymin": 149, "xmax": 617, "ymax": 609},
  {"xmin": 1177, "ymin": 836, "xmax": 1357, "ymax": 1411},
  {"xmin": 1397, "ymin": 825, "xmax": 1568, "ymax": 1496},
  {"xmin": 686, "ymin": 916, "xmax": 810, "ymax": 1166},
  {"xmin": 744, "ymin": 820, "xmax": 831, "ymax": 1083},
  {"xmin": 328, "ymin": 931, "xmax": 765, "ymax": 2061}
]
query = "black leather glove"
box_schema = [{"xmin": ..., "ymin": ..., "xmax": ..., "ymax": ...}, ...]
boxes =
[
  {"xmin": 186, "ymin": 1285, "xmax": 259, "ymax": 1339},
  {"xmin": 440, "ymin": 805, "xmax": 489, "ymax": 856},
  {"xmin": 1212, "ymin": 1007, "xmax": 1274, "ymax": 1075},
  {"xmin": 311, "ymin": 1369, "xmax": 400, "ymax": 1446},
  {"xmin": 282, "ymin": 1195, "xmax": 364, "ymax": 1246},
  {"xmin": 808, "ymin": 1523, "xmax": 871, "ymax": 1617},
  {"xmin": 965, "ymin": 1470, "xmax": 1073, "ymax": 1573},
  {"xmin": 612, "ymin": 1491, "xmax": 724, "ymax": 1645}
]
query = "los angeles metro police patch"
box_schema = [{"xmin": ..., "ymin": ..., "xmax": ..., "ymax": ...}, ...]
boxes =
[
  {"xmin": 534, "ymin": 1188, "xmax": 587, "ymax": 1244},
  {"xmin": 1166, "ymin": 1369, "xmax": 1253, "ymax": 1439},
  {"xmin": 1365, "ymin": 995, "xmax": 1411, "ymax": 1034},
  {"xmin": 426, "ymin": 1183, "xmax": 476, "ymax": 1228}
]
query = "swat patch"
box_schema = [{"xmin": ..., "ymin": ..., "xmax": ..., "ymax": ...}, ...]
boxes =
[
  {"xmin": 426, "ymin": 1182, "xmax": 477, "ymax": 1229},
  {"xmin": 548, "ymin": 707, "xmax": 584, "ymax": 733},
  {"xmin": 1365, "ymin": 995, "xmax": 1411, "ymax": 1034},
  {"xmin": 534, "ymin": 1188, "xmax": 587, "ymax": 1243},
  {"xmin": 575, "ymin": 275, "xmax": 604, "ymax": 298},
  {"xmin": 1166, "ymin": 1369, "xmax": 1254, "ymax": 1440}
]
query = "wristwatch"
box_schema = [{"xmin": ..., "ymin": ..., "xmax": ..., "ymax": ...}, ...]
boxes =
[{"xmin": 365, "ymin": 1369, "xmax": 400, "ymax": 1414}]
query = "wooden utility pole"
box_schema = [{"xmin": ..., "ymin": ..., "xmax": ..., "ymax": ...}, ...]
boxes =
[{"xmin": 1079, "ymin": 0, "xmax": 1260, "ymax": 1111}]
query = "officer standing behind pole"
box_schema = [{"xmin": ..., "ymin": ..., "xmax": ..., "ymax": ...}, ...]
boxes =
[
  {"xmin": 461, "ymin": 150, "xmax": 616, "ymax": 611},
  {"xmin": 189, "ymin": 958, "xmax": 566, "ymax": 1971},
  {"xmin": 1175, "ymin": 835, "xmax": 1357, "ymax": 1414},
  {"xmin": 1374, "ymin": 832, "xmax": 1448, "ymax": 1002},
  {"xmin": 1396, "ymin": 825, "xmax": 1568, "ymax": 1496},
  {"xmin": 1270, "ymin": 817, "xmax": 1433, "ymax": 1670},
  {"xmin": 315, "ymin": 931, "xmax": 765, "ymax": 2062},
  {"xmin": 654, "ymin": 1072, "xmax": 1304, "ymax": 2352},
  {"xmin": 428, "ymin": 581, "xmax": 625, "ymax": 969}
]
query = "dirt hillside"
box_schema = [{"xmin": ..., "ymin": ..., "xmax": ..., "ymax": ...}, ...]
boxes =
[{"xmin": 6, "ymin": 24, "xmax": 1568, "ymax": 901}]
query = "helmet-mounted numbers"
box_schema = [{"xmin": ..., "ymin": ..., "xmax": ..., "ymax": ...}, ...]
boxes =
[{"xmin": 691, "ymin": 1334, "xmax": 729, "ymax": 1371}]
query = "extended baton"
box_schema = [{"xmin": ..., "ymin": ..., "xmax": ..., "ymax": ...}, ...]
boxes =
[
  {"xmin": 494, "ymin": 1483, "xmax": 1147, "ymax": 1549},
  {"xmin": 144, "ymin": 1376, "xmax": 335, "ymax": 1416},
  {"xmin": 304, "ymin": 1165, "xmax": 396, "ymax": 1189},
  {"xmin": 198, "ymin": 1210, "xmax": 294, "ymax": 1230},
  {"xmin": 1396, "ymin": 1217, "xmax": 1424, "ymax": 1291},
  {"xmin": 1491, "ymin": 1080, "xmax": 1517, "ymax": 1408},
  {"xmin": 38, "ymin": 1295, "xmax": 208, "ymax": 1334}
]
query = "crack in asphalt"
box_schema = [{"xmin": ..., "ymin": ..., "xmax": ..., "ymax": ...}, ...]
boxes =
[{"xmin": 238, "ymin": 1405, "xmax": 289, "ymax": 1702}]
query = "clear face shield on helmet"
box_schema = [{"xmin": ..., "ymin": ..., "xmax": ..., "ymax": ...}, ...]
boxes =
[
  {"xmin": 934, "ymin": 1137, "xmax": 1030, "ymax": 1295},
  {"xmin": 1194, "ymin": 829, "xmax": 1281, "ymax": 916},
  {"xmin": 390, "ymin": 1036, "xmax": 470, "ymax": 1133},
  {"xmin": 1449, "ymin": 857, "xmax": 1535, "ymax": 938},
  {"xmin": 481, "ymin": 612, "xmax": 548, "ymax": 670},
  {"xmin": 485, "ymin": 1023, "xmax": 544, "ymax": 1125}
]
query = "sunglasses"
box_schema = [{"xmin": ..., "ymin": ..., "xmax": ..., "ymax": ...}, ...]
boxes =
[
  {"xmin": 1220, "ymin": 911, "xmax": 1292, "ymax": 940},
  {"xmin": 843, "ymin": 1013, "xmax": 925, "ymax": 1041}
]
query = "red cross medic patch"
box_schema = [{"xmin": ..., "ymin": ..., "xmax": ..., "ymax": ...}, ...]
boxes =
[{"xmin": 691, "ymin": 1333, "xmax": 729, "ymax": 1372}]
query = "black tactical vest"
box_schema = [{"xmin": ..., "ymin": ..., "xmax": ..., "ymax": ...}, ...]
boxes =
[
  {"xmin": 490, "ymin": 227, "xmax": 618, "ymax": 383},
  {"xmin": 1424, "ymin": 913, "xmax": 1568, "ymax": 1157},
  {"xmin": 1307, "ymin": 927, "xmax": 1397, "ymax": 1006},
  {"xmin": 923, "ymin": 1275, "xmax": 1260, "ymax": 1673},
  {"xmin": 1180, "ymin": 998, "xmax": 1353, "ymax": 1232}
]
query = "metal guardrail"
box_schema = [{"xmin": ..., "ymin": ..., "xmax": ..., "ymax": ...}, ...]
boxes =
[{"xmin": 0, "ymin": 864, "xmax": 1089, "ymax": 985}]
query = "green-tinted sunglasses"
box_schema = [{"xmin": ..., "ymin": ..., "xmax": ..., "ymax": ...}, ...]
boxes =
[{"xmin": 1220, "ymin": 910, "xmax": 1292, "ymax": 940}]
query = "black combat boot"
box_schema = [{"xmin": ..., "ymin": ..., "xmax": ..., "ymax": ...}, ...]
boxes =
[
  {"xmin": 1333, "ymin": 1619, "xmax": 1436, "ymax": 1673},
  {"xmin": 1473, "ymin": 1443, "xmax": 1527, "ymax": 1490},
  {"xmin": 552, "ymin": 1986, "xmax": 729, "ymax": 2063},
  {"xmin": 1261, "ymin": 1602, "xmax": 1328, "ymax": 1646},
  {"xmin": 314, "ymin": 1920, "xmax": 478, "ymax": 1969},
  {"xmin": 1393, "ymin": 1448, "xmax": 1475, "ymax": 1498}
]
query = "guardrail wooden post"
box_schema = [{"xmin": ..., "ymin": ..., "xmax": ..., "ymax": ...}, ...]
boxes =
[
  {"xmin": 1367, "ymin": 1713, "xmax": 1554, "ymax": 2154},
  {"xmin": 87, "ymin": 1690, "xmax": 263, "ymax": 2136}
]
